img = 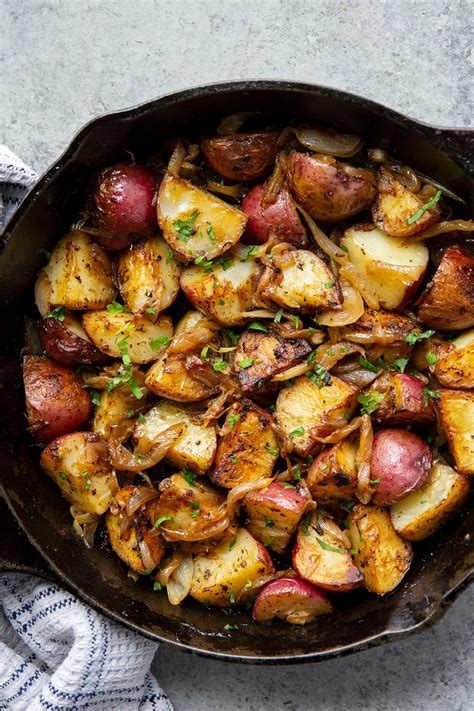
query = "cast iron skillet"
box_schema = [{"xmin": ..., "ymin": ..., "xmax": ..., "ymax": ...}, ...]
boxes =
[{"xmin": 0, "ymin": 81, "xmax": 473, "ymax": 663}]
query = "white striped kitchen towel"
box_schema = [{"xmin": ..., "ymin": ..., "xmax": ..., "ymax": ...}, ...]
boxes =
[{"xmin": 0, "ymin": 148, "xmax": 172, "ymax": 711}]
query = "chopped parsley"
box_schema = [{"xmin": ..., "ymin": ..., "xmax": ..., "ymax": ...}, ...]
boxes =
[
  {"xmin": 82, "ymin": 471, "xmax": 91, "ymax": 490},
  {"xmin": 105, "ymin": 336, "xmax": 143, "ymax": 400},
  {"xmin": 324, "ymin": 280, "xmax": 335, "ymax": 288},
  {"xmin": 223, "ymin": 328, "xmax": 240, "ymax": 345},
  {"xmin": 154, "ymin": 515, "xmax": 174, "ymax": 528},
  {"xmin": 189, "ymin": 501, "xmax": 201, "ymax": 518},
  {"xmin": 206, "ymin": 222, "xmax": 216, "ymax": 243},
  {"xmin": 137, "ymin": 413, "xmax": 146, "ymax": 424},
  {"xmin": 90, "ymin": 389, "xmax": 101, "ymax": 406},
  {"xmin": 153, "ymin": 581, "xmax": 163, "ymax": 591},
  {"xmin": 264, "ymin": 443, "xmax": 279, "ymax": 456},
  {"xmin": 249, "ymin": 322, "xmax": 269, "ymax": 333},
  {"xmin": 173, "ymin": 209, "xmax": 200, "ymax": 241},
  {"xmin": 240, "ymin": 245, "xmax": 259, "ymax": 262},
  {"xmin": 37, "ymin": 247, "xmax": 51, "ymax": 262},
  {"xmin": 146, "ymin": 307, "xmax": 156, "ymax": 314},
  {"xmin": 426, "ymin": 352, "xmax": 437, "ymax": 366},
  {"xmin": 315, "ymin": 537, "xmax": 345, "ymax": 554},
  {"xmin": 230, "ymin": 455, "xmax": 239, "ymax": 463},
  {"xmin": 228, "ymin": 414, "xmax": 239, "ymax": 428},
  {"xmin": 228, "ymin": 537, "xmax": 237, "ymax": 551},
  {"xmin": 59, "ymin": 470, "xmax": 68, "ymax": 480},
  {"xmin": 224, "ymin": 624, "xmax": 239, "ymax": 631},
  {"xmin": 106, "ymin": 301, "xmax": 126, "ymax": 313},
  {"xmin": 302, "ymin": 513, "xmax": 312, "ymax": 536},
  {"xmin": 45, "ymin": 306, "xmax": 66, "ymax": 321},
  {"xmin": 273, "ymin": 308, "xmax": 284, "ymax": 323},
  {"xmin": 212, "ymin": 360, "xmax": 228, "ymax": 372},
  {"xmin": 126, "ymin": 408, "xmax": 135, "ymax": 417},
  {"xmin": 423, "ymin": 387, "xmax": 440, "ymax": 406},
  {"xmin": 182, "ymin": 468, "xmax": 196, "ymax": 486},
  {"xmin": 293, "ymin": 468, "xmax": 302, "ymax": 481},
  {"xmin": 264, "ymin": 518, "xmax": 275, "ymax": 528},
  {"xmin": 406, "ymin": 329, "xmax": 435, "ymax": 346},
  {"xmin": 229, "ymin": 591, "xmax": 236, "ymax": 605},
  {"xmin": 392, "ymin": 357, "xmax": 409, "ymax": 373},
  {"xmin": 166, "ymin": 248, "xmax": 175, "ymax": 264},
  {"xmin": 150, "ymin": 335, "xmax": 170, "ymax": 351},
  {"xmin": 289, "ymin": 426, "xmax": 305, "ymax": 438},
  {"xmin": 340, "ymin": 500, "xmax": 355, "ymax": 513},
  {"xmin": 406, "ymin": 190, "xmax": 441, "ymax": 225},
  {"xmin": 340, "ymin": 244, "xmax": 349, "ymax": 253},
  {"xmin": 358, "ymin": 356, "xmax": 379, "ymax": 373},
  {"xmin": 319, "ymin": 462, "xmax": 329, "ymax": 471},
  {"xmin": 200, "ymin": 345, "xmax": 209, "ymax": 360},
  {"xmin": 358, "ymin": 391, "xmax": 385, "ymax": 415},
  {"xmin": 238, "ymin": 357, "xmax": 254, "ymax": 369}
]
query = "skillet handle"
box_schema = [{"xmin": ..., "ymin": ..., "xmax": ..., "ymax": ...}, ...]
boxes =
[{"xmin": 0, "ymin": 496, "xmax": 58, "ymax": 582}]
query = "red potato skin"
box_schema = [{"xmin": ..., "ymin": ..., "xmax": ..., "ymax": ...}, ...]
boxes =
[
  {"xmin": 251, "ymin": 481, "xmax": 308, "ymax": 515},
  {"xmin": 201, "ymin": 132, "xmax": 280, "ymax": 182},
  {"xmin": 370, "ymin": 429, "xmax": 433, "ymax": 506},
  {"xmin": 241, "ymin": 182, "xmax": 308, "ymax": 247},
  {"xmin": 88, "ymin": 163, "xmax": 157, "ymax": 251},
  {"xmin": 23, "ymin": 356, "xmax": 92, "ymax": 443},
  {"xmin": 373, "ymin": 374, "xmax": 435, "ymax": 427},
  {"xmin": 252, "ymin": 577, "xmax": 333, "ymax": 623},
  {"xmin": 39, "ymin": 316, "xmax": 110, "ymax": 366}
]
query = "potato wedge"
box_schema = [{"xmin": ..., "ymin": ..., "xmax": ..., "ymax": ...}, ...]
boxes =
[
  {"xmin": 210, "ymin": 399, "xmax": 279, "ymax": 488},
  {"xmin": 293, "ymin": 511, "xmax": 363, "ymax": 592},
  {"xmin": 133, "ymin": 401, "xmax": 217, "ymax": 474},
  {"xmin": 83, "ymin": 310, "xmax": 173, "ymax": 364},
  {"xmin": 40, "ymin": 431, "xmax": 117, "ymax": 515},
  {"xmin": 39, "ymin": 311, "xmax": 110, "ymax": 366},
  {"xmin": 275, "ymin": 374, "xmax": 359, "ymax": 456},
  {"xmin": 41, "ymin": 230, "xmax": 116, "ymax": 310},
  {"xmin": 257, "ymin": 249, "xmax": 342, "ymax": 313},
  {"xmin": 105, "ymin": 486, "xmax": 164, "ymax": 573},
  {"xmin": 307, "ymin": 438, "xmax": 358, "ymax": 502},
  {"xmin": 341, "ymin": 225, "xmax": 428, "ymax": 310},
  {"xmin": 190, "ymin": 527, "xmax": 274, "ymax": 606},
  {"xmin": 252, "ymin": 577, "xmax": 333, "ymax": 624},
  {"xmin": 241, "ymin": 181, "xmax": 307, "ymax": 247},
  {"xmin": 417, "ymin": 247, "xmax": 474, "ymax": 330},
  {"xmin": 340, "ymin": 308, "xmax": 418, "ymax": 363},
  {"xmin": 317, "ymin": 278, "xmax": 364, "ymax": 327},
  {"xmin": 245, "ymin": 481, "xmax": 311, "ymax": 553},
  {"xmin": 438, "ymin": 389, "xmax": 474, "ymax": 475},
  {"xmin": 348, "ymin": 504, "xmax": 413, "ymax": 595},
  {"xmin": 390, "ymin": 461, "xmax": 470, "ymax": 541},
  {"xmin": 371, "ymin": 373, "xmax": 435, "ymax": 426},
  {"xmin": 372, "ymin": 167, "xmax": 441, "ymax": 238},
  {"xmin": 201, "ymin": 131, "xmax": 279, "ymax": 182},
  {"xmin": 234, "ymin": 328, "xmax": 312, "ymax": 392},
  {"xmin": 157, "ymin": 174, "xmax": 247, "ymax": 261},
  {"xmin": 180, "ymin": 245, "xmax": 262, "ymax": 325},
  {"xmin": 92, "ymin": 388, "xmax": 137, "ymax": 439},
  {"xmin": 145, "ymin": 353, "xmax": 219, "ymax": 402},
  {"xmin": 117, "ymin": 236, "xmax": 181, "ymax": 317},
  {"xmin": 434, "ymin": 330, "xmax": 474, "ymax": 389},
  {"xmin": 286, "ymin": 151, "xmax": 376, "ymax": 222}
]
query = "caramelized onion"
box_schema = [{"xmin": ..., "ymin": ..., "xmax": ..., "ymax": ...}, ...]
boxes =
[
  {"xmin": 296, "ymin": 204, "xmax": 348, "ymax": 264},
  {"xmin": 260, "ymin": 152, "xmax": 287, "ymax": 206},
  {"xmin": 110, "ymin": 423, "xmax": 184, "ymax": 471},
  {"xmin": 356, "ymin": 414, "xmax": 373, "ymax": 504},
  {"xmin": 339, "ymin": 263, "xmax": 380, "ymax": 310},
  {"xmin": 291, "ymin": 127, "xmax": 364, "ymax": 157},
  {"xmin": 167, "ymin": 141, "xmax": 186, "ymax": 176},
  {"xmin": 318, "ymin": 515, "xmax": 351, "ymax": 549},
  {"xmin": 70, "ymin": 506, "xmax": 100, "ymax": 548},
  {"xmin": 168, "ymin": 321, "xmax": 220, "ymax": 355},
  {"xmin": 206, "ymin": 180, "xmax": 242, "ymax": 199},
  {"xmin": 161, "ymin": 513, "xmax": 229, "ymax": 543},
  {"xmin": 138, "ymin": 538, "xmax": 157, "ymax": 570},
  {"xmin": 125, "ymin": 487, "xmax": 159, "ymax": 516},
  {"xmin": 272, "ymin": 362, "xmax": 312, "ymax": 382},
  {"xmin": 318, "ymin": 278, "xmax": 365, "ymax": 327},
  {"xmin": 236, "ymin": 568, "xmax": 296, "ymax": 603},
  {"xmin": 156, "ymin": 552, "xmax": 185, "ymax": 587},
  {"xmin": 166, "ymin": 554, "xmax": 194, "ymax": 605},
  {"xmin": 314, "ymin": 416, "xmax": 365, "ymax": 444},
  {"xmin": 237, "ymin": 309, "xmax": 278, "ymax": 320},
  {"xmin": 217, "ymin": 112, "xmax": 261, "ymax": 136},
  {"xmin": 408, "ymin": 219, "xmax": 474, "ymax": 242}
]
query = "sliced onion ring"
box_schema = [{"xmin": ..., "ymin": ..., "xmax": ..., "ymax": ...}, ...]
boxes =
[
  {"xmin": 109, "ymin": 423, "xmax": 184, "ymax": 471},
  {"xmin": 296, "ymin": 204, "xmax": 348, "ymax": 264},
  {"xmin": 226, "ymin": 477, "xmax": 275, "ymax": 521},
  {"xmin": 292, "ymin": 127, "xmax": 364, "ymax": 157},
  {"xmin": 217, "ymin": 112, "xmax": 261, "ymax": 136},
  {"xmin": 407, "ymin": 219, "xmax": 474, "ymax": 242}
]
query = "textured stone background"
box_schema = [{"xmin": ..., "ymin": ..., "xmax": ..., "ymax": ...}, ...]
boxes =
[{"xmin": 2, "ymin": 1, "xmax": 473, "ymax": 709}]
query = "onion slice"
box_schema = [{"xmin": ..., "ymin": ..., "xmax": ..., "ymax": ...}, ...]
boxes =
[
  {"xmin": 408, "ymin": 219, "xmax": 474, "ymax": 242},
  {"xmin": 296, "ymin": 204, "xmax": 348, "ymax": 264},
  {"xmin": 206, "ymin": 180, "xmax": 242, "ymax": 199},
  {"xmin": 109, "ymin": 423, "xmax": 184, "ymax": 471},
  {"xmin": 226, "ymin": 477, "xmax": 275, "ymax": 520},
  {"xmin": 217, "ymin": 112, "xmax": 261, "ymax": 135},
  {"xmin": 293, "ymin": 127, "xmax": 364, "ymax": 157}
]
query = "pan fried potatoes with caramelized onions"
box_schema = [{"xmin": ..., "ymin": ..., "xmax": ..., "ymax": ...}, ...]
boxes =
[{"xmin": 23, "ymin": 112, "xmax": 473, "ymax": 626}]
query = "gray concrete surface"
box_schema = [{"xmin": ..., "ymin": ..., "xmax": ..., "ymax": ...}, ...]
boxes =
[{"xmin": 2, "ymin": 0, "xmax": 473, "ymax": 709}]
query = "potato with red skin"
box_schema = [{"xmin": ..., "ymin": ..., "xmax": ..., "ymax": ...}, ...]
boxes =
[
  {"xmin": 370, "ymin": 429, "xmax": 433, "ymax": 506},
  {"xmin": 371, "ymin": 373, "xmax": 435, "ymax": 427},
  {"xmin": 23, "ymin": 356, "xmax": 92, "ymax": 443},
  {"xmin": 201, "ymin": 132, "xmax": 279, "ymax": 182},
  {"xmin": 88, "ymin": 163, "xmax": 157, "ymax": 251},
  {"xmin": 252, "ymin": 577, "xmax": 333, "ymax": 624},
  {"xmin": 286, "ymin": 151, "xmax": 376, "ymax": 222},
  {"xmin": 39, "ymin": 311, "xmax": 110, "ymax": 366},
  {"xmin": 241, "ymin": 182, "xmax": 307, "ymax": 247}
]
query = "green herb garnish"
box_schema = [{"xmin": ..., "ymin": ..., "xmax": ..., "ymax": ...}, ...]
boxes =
[
  {"xmin": 273, "ymin": 308, "xmax": 283, "ymax": 323},
  {"xmin": 59, "ymin": 471, "xmax": 68, "ymax": 480},
  {"xmin": 45, "ymin": 306, "xmax": 66, "ymax": 321},
  {"xmin": 189, "ymin": 501, "xmax": 201, "ymax": 518},
  {"xmin": 151, "ymin": 335, "xmax": 170, "ymax": 351},
  {"xmin": 264, "ymin": 443, "xmax": 279, "ymax": 456},
  {"xmin": 90, "ymin": 389, "xmax": 101, "ymax": 406},
  {"xmin": 289, "ymin": 426, "xmax": 305, "ymax": 438},
  {"xmin": 406, "ymin": 190, "xmax": 441, "ymax": 225},
  {"xmin": 106, "ymin": 301, "xmax": 126, "ymax": 313},
  {"xmin": 264, "ymin": 518, "xmax": 275, "ymax": 528},
  {"xmin": 182, "ymin": 468, "xmax": 196, "ymax": 486},
  {"xmin": 154, "ymin": 515, "xmax": 174, "ymax": 528},
  {"xmin": 423, "ymin": 387, "xmax": 440, "ymax": 406},
  {"xmin": 392, "ymin": 357, "xmax": 409, "ymax": 373},
  {"xmin": 82, "ymin": 471, "xmax": 91, "ymax": 490},
  {"xmin": 406, "ymin": 330, "xmax": 435, "ymax": 346},
  {"xmin": 173, "ymin": 209, "xmax": 200, "ymax": 241},
  {"xmin": 212, "ymin": 360, "xmax": 228, "ymax": 372},
  {"xmin": 249, "ymin": 322, "xmax": 269, "ymax": 333},
  {"xmin": 223, "ymin": 328, "xmax": 240, "ymax": 345},
  {"xmin": 240, "ymin": 245, "xmax": 259, "ymax": 262},
  {"xmin": 358, "ymin": 391, "xmax": 385, "ymax": 415},
  {"xmin": 358, "ymin": 356, "xmax": 379, "ymax": 373},
  {"xmin": 340, "ymin": 500, "xmax": 355, "ymax": 513},
  {"xmin": 228, "ymin": 414, "xmax": 239, "ymax": 428},
  {"xmin": 315, "ymin": 537, "xmax": 345, "ymax": 554},
  {"xmin": 153, "ymin": 581, "xmax": 162, "ymax": 591},
  {"xmin": 224, "ymin": 624, "xmax": 239, "ymax": 631},
  {"xmin": 238, "ymin": 357, "xmax": 254, "ymax": 369},
  {"xmin": 426, "ymin": 352, "xmax": 437, "ymax": 366}
]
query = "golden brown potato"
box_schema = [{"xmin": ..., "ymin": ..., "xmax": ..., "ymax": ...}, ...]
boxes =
[
  {"xmin": 92, "ymin": 389, "xmax": 137, "ymax": 439},
  {"xmin": 348, "ymin": 504, "xmax": 413, "ymax": 595},
  {"xmin": 372, "ymin": 167, "xmax": 441, "ymax": 238},
  {"xmin": 117, "ymin": 236, "xmax": 181, "ymax": 317},
  {"xmin": 180, "ymin": 244, "xmax": 262, "ymax": 326},
  {"xmin": 257, "ymin": 249, "xmax": 341, "ymax": 313},
  {"xmin": 39, "ymin": 311, "xmax": 110, "ymax": 366},
  {"xmin": 417, "ymin": 247, "xmax": 474, "ymax": 330},
  {"xmin": 341, "ymin": 225, "xmax": 428, "ymax": 310},
  {"xmin": 286, "ymin": 151, "xmax": 376, "ymax": 222},
  {"xmin": 390, "ymin": 461, "xmax": 470, "ymax": 541},
  {"xmin": 340, "ymin": 309, "xmax": 419, "ymax": 363},
  {"xmin": 275, "ymin": 374, "xmax": 359, "ymax": 456},
  {"xmin": 83, "ymin": 310, "xmax": 173, "ymax": 364},
  {"xmin": 106, "ymin": 486, "xmax": 164, "ymax": 574},
  {"xmin": 292, "ymin": 511, "xmax": 364, "ymax": 592},
  {"xmin": 157, "ymin": 175, "xmax": 247, "ymax": 261},
  {"xmin": 190, "ymin": 527, "xmax": 275, "ymax": 606},
  {"xmin": 434, "ymin": 330, "xmax": 474, "ymax": 389},
  {"xmin": 307, "ymin": 438, "xmax": 358, "ymax": 501},
  {"xmin": 145, "ymin": 353, "xmax": 219, "ymax": 402},
  {"xmin": 133, "ymin": 401, "xmax": 217, "ymax": 474},
  {"xmin": 371, "ymin": 373, "xmax": 435, "ymax": 427},
  {"xmin": 201, "ymin": 131, "xmax": 279, "ymax": 181},
  {"xmin": 252, "ymin": 578, "xmax": 333, "ymax": 624},
  {"xmin": 234, "ymin": 328, "xmax": 312, "ymax": 392},
  {"xmin": 244, "ymin": 481, "xmax": 311, "ymax": 554},
  {"xmin": 40, "ymin": 431, "xmax": 117, "ymax": 515},
  {"xmin": 438, "ymin": 389, "xmax": 474, "ymax": 475},
  {"xmin": 210, "ymin": 399, "xmax": 279, "ymax": 489},
  {"xmin": 39, "ymin": 230, "xmax": 116, "ymax": 310}
]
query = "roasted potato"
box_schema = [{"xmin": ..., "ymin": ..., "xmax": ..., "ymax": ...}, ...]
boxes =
[
  {"xmin": 40, "ymin": 431, "xmax": 117, "ymax": 515},
  {"xmin": 39, "ymin": 230, "xmax": 116, "ymax": 310},
  {"xmin": 180, "ymin": 245, "xmax": 262, "ymax": 325},
  {"xmin": 275, "ymin": 374, "xmax": 359, "ymax": 456},
  {"xmin": 372, "ymin": 167, "xmax": 441, "ymax": 238},
  {"xmin": 241, "ymin": 181, "xmax": 307, "ymax": 247},
  {"xmin": 438, "ymin": 389, "xmax": 474, "ymax": 475},
  {"xmin": 348, "ymin": 504, "xmax": 413, "ymax": 595},
  {"xmin": 286, "ymin": 151, "xmax": 376, "ymax": 222},
  {"xmin": 92, "ymin": 388, "xmax": 137, "ymax": 439},
  {"xmin": 157, "ymin": 174, "xmax": 247, "ymax": 261},
  {"xmin": 210, "ymin": 399, "xmax": 279, "ymax": 488},
  {"xmin": 370, "ymin": 429, "xmax": 432, "ymax": 506},
  {"xmin": 190, "ymin": 527, "xmax": 275, "ymax": 606},
  {"xmin": 417, "ymin": 247, "xmax": 474, "ymax": 330},
  {"xmin": 39, "ymin": 311, "xmax": 110, "ymax": 366},
  {"xmin": 434, "ymin": 330, "xmax": 474, "ymax": 389},
  {"xmin": 133, "ymin": 401, "xmax": 217, "ymax": 474},
  {"xmin": 23, "ymin": 356, "xmax": 93, "ymax": 443},
  {"xmin": 201, "ymin": 131, "xmax": 279, "ymax": 182},
  {"xmin": 307, "ymin": 437, "xmax": 358, "ymax": 502},
  {"xmin": 117, "ymin": 236, "xmax": 181, "ymax": 317},
  {"xmin": 105, "ymin": 486, "xmax": 164, "ymax": 573},
  {"xmin": 257, "ymin": 249, "xmax": 342, "ymax": 313},
  {"xmin": 341, "ymin": 225, "xmax": 428, "ymax": 310},
  {"xmin": 234, "ymin": 327, "xmax": 311, "ymax": 392},
  {"xmin": 293, "ymin": 511, "xmax": 363, "ymax": 592},
  {"xmin": 83, "ymin": 310, "xmax": 173, "ymax": 364},
  {"xmin": 244, "ymin": 481, "xmax": 311, "ymax": 553},
  {"xmin": 317, "ymin": 278, "xmax": 364, "ymax": 327},
  {"xmin": 340, "ymin": 308, "xmax": 419, "ymax": 363},
  {"xmin": 252, "ymin": 577, "xmax": 333, "ymax": 624},
  {"xmin": 145, "ymin": 353, "xmax": 219, "ymax": 402},
  {"xmin": 371, "ymin": 373, "xmax": 435, "ymax": 426},
  {"xmin": 390, "ymin": 461, "xmax": 470, "ymax": 541}
]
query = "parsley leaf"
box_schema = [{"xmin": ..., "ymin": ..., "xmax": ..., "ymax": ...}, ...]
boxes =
[
  {"xmin": 154, "ymin": 515, "xmax": 174, "ymax": 528},
  {"xmin": 238, "ymin": 357, "xmax": 254, "ymax": 369},
  {"xmin": 45, "ymin": 306, "xmax": 66, "ymax": 321},
  {"xmin": 315, "ymin": 537, "xmax": 345, "ymax": 554},
  {"xmin": 264, "ymin": 517, "xmax": 275, "ymax": 528},
  {"xmin": 212, "ymin": 360, "xmax": 228, "ymax": 372},
  {"xmin": 406, "ymin": 329, "xmax": 435, "ymax": 346},
  {"xmin": 273, "ymin": 308, "xmax": 283, "ymax": 323},
  {"xmin": 82, "ymin": 471, "xmax": 91, "ymax": 490},
  {"xmin": 106, "ymin": 301, "xmax": 126, "ymax": 313},
  {"xmin": 228, "ymin": 414, "xmax": 239, "ymax": 428},
  {"xmin": 228, "ymin": 537, "xmax": 237, "ymax": 550},
  {"xmin": 358, "ymin": 391, "xmax": 385, "ymax": 415},
  {"xmin": 392, "ymin": 357, "xmax": 409, "ymax": 373},
  {"xmin": 426, "ymin": 352, "xmax": 437, "ymax": 366},
  {"xmin": 182, "ymin": 468, "xmax": 196, "ymax": 486},
  {"xmin": 90, "ymin": 389, "xmax": 101, "ymax": 406},
  {"xmin": 265, "ymin": 443, "xmax": 279, "ymax": 456},
  {"xmin": 406, "ymin": 190, "xmax": 441, "ymax": 225},
  {"xmin": 358, "ymin": 356, "xmax": 379, "ymax": 373},
  {"xmin": 189, "ymin": 501, "xmax": 201, "ymax": 518},
  {"xmin": 289, "ymin": 426, "xmax": 305, "ymax": 437},
  {"xmin": 173, "ymin": 209, "xmax": 200, "ymax": 241},
  {"xmin": 340, "ymin": 500, "xmax": 355, "ymax": 513},
  {"xmin": 223, "ymin": 328, "xmax": 240, "ymax": 345},
  {"xmin": 151, "ymin": 335, "xmax": 170, "ymax": 351},
  {"xmin": 153, "ymin": 581, "xmax": 163, "ymax": 591},
  {"xmin": 224, "ymin": 624, "xmax": 239, "ymax": 631},
  {"xmin": 240, "ymin": 245, "xmax": 259, "ymax": 262},
  {"xmin": 422, "ymin": 387, "xmax": 440, "ymax": 406},
  {"xmin": 249, "ymin": 322, "xmax": 269, "ymax": 333}
]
